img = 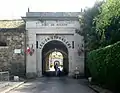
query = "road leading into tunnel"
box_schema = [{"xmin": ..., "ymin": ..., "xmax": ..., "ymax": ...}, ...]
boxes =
[{"xmin": 8, "ymin": 77, "xmax": 95, "ymax": 93}]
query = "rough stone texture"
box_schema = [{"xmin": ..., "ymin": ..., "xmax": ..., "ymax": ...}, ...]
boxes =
[
  {"xmin": 0, "ymin": 20, "xmax": 24, "ymax": 28},
  {"xmin": 26, "ymin": 72, "xmax": 37, "ymax": 79},
  {"xmin": 24, "ymin": 12, "xmax": 84, "ymax": 78},
  {"xmin": 0, "ymin": 28, "xmax": 26, "ymax": 77}
]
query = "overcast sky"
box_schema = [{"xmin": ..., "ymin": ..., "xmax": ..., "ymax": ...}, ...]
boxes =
[{"xmin": 0, "ymin": 0, "xmax": 101, "ymax": 19}]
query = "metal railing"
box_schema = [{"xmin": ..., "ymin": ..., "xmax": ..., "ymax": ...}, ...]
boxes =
[{"xmin": 0, "ymin": 71, "xmax": 9, "ymax": 81}]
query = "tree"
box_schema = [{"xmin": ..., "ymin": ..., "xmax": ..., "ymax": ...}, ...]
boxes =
[
  {"xmin": 78, "ymin": 1, "xmax": 104, "ymax": 77},
  {"xmin": 79, "ymin": 1, "xmax": 104, "ymax": 51},
  {"xmin": 95, "ymin": 0, "xmax": 120, "ymax": 46}
]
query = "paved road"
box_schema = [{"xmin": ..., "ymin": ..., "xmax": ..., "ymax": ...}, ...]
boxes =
[{"xmin": 8, "ymin": 77, "xmax": 95, "ymax": 93}]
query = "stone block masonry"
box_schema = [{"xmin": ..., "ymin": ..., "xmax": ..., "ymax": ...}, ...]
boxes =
[{"xmin": 0, "ymin": 28, "xmax": 26, "ymax": 78}]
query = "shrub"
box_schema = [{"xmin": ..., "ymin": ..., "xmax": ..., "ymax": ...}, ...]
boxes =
[{"xmin": 87, "ymin": 41, "xmax": 120, "ymax": 90}]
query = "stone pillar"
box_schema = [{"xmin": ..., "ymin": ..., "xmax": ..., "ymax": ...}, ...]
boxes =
[
  {"xmin": 37, "ymin": 49, "xmax": 42, "ymax": 77},
  {"xmin": 26, "ymin": 33, "xmax": 37, "ymax": 78},
  {"xmin": 68, "ymin": 48, "xmax": 74, "ymax": 77}
]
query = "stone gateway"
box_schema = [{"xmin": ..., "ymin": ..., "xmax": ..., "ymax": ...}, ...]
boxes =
[{"xmin": 22, "ymin": 12, "xmax": 85, "ymax": 78}]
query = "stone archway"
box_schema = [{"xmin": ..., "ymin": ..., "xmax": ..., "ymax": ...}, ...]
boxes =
[{"xmin": 42, "ymin": 40, "xmax": 69, "ymax": 76}]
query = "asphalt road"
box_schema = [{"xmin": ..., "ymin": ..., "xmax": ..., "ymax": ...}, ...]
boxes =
[{"xmin": 8, "ymin": 77, "xmax": 96, "ymax": 93}]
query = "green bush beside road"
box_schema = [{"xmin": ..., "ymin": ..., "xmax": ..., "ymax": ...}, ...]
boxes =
[{"xmin": 87, "ymin": 41, "xmax": 120, "ymax": 90}]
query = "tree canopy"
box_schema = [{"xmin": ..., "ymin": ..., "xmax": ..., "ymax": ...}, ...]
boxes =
[
  {"xmin": 79, "ymin": 1, "xmax": 103, "ymax": 51},
  {"xmin": 95, "ymin": 0, "xmax": 120, "ymax": 46},
  {"xmin": 79, "ymin": 0, "xmax": 120, "ymax": 51}
]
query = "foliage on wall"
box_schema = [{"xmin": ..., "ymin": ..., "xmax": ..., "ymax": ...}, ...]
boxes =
[{"xmin": 87, "ymin": 41, "xmax": 120, "ymax": 91}]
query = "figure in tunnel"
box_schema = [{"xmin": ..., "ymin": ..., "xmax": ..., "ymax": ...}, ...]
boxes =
[{"xmin": 54, "ymin": 62, "xmax": 60, "ymax": 76}]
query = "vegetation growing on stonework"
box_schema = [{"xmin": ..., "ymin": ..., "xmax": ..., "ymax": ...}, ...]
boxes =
[
  {"xmin": 87, "ymin": 41, "xmax": 120, "ymax": 91},
  {"xmin": 80, "ymin": 0, "xmax": 120, "ymax": 92},
  {"xmin": 78, "ymin": 1, "xmax": 104, "ymax": 77}
]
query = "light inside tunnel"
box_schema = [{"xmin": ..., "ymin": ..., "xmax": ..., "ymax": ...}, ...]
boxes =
[{"xmin": 46, "ymin": 51, "xmax": 63, "ymax": 72}]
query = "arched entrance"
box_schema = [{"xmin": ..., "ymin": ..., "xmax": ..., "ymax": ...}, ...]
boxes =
[{"xmin": 42, "ymin": 40, "xmax": 69, "ymax": 76}]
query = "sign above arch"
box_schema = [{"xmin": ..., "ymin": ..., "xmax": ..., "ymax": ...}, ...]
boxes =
[{"xmin": 39, "ymin": 35, "xmax": 72, "ymax": 49}]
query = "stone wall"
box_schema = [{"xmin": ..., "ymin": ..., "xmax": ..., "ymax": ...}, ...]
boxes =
[{"xmin": 0, "ymin": 28, "xmax": 26, "ymax": 77}]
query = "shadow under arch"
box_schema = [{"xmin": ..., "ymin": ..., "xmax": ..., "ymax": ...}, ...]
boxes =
[{"xmin": 42, "ymin": 40, "xmax": 69, "ymax": 76}]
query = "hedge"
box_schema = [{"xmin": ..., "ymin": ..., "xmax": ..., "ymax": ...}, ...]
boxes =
[{"xmin": 87, "ymin": 41, "xmax": 120, "ymax": 90}]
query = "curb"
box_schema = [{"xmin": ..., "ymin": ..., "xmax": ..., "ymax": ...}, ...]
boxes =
[
  {"xmin": 88, "ymin": 84, "xmax": 113, "ymax": 93},
  {"xmin": 1, "ymin": 81, "xmax": 25, "ymax": 93},
  {"xmin": 88, "ymin": 85, "xmax": 100, "ymax": 93}
]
